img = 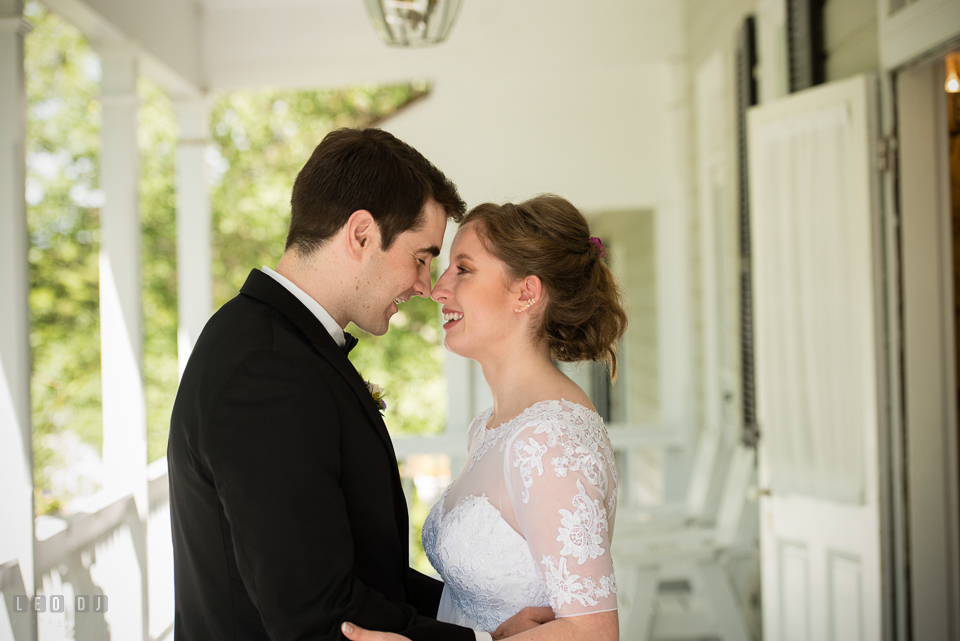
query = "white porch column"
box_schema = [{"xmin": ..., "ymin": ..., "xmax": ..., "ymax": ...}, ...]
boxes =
[
  {"xmin": 0, "ymin": 0, "xmax": 35, "ymax": 600},
  {"xmin": 98, "ymin": 43, "xmax": 147, "ymax": 512},
  {"xmin": 174, "ymin": 98, "xmax": 212, "ymax": 375},
  {"xmin": 97, "ymin": 43, "xmax": 148, "ymax": 640},
  {"xmin": 656, "ymin": 60, "xmax": 697, "ymax": 502}
]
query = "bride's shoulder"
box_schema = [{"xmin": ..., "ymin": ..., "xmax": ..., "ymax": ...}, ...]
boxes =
[
  {"xmin": 511, "ymin": 398, "xmax": 607, "ymax": 442},
  {"xmin": 506, "ymin": 399, "xmax": 617, "ymax": 505}
]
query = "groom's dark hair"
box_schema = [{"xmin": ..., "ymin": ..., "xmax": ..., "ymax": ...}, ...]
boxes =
[{"xmin": 286, "ymin": 128, "xmax": 465, "ymax": 255}]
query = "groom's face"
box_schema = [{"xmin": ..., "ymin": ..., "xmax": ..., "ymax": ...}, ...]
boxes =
[{"xmin": 354, "ymin": 199, "xmax": 447, "ymax": 336}]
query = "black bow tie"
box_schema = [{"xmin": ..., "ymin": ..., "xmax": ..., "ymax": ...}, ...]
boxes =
[{"xmin": 342, "ymin": 332, "xmax": 358, "ymax": 355}]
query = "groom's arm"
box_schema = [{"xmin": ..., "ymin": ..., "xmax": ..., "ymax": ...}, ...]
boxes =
[
  {"xmin": 206, "ymin": 351, "xmax": 473, "ymax": 641},
  {"xmin": 405, "ymin": 569, "xmax": 444, "ymax": 618}
]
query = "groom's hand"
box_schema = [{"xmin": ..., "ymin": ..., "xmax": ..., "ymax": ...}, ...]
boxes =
[
  {"xmin": 341, "ymin": 622, "xmax": 410, "ymax": 641},
  {"xmin": 491, "ymin": 606, "xmax": 555, "ymax": 639}
]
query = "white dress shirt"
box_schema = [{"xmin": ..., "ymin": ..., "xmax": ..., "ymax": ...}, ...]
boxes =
[
  {"xmin": 260, "ymin": 267, "xmax": 492, "ymax": 641},
  {"xmin": 261, "ymin": 266, "xmax": 345, "ymax": 348}
]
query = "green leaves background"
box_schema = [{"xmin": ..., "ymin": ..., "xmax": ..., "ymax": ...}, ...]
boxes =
[{"xmin": 25, "ymin": 1, "xmax": 445, "ymax": 514}]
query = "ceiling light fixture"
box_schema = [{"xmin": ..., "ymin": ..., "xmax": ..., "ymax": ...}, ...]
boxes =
[{"xmin": 364, "ymin": 0, "xmax": 464, "ymax": 47}]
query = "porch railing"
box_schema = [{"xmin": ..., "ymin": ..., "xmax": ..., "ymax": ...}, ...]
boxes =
[
  {"xmin": 9, "ymin": 422, "xmax": 695, "ymax": 640},
  {"xmin": 29, "ymin": 457, "xmax": 174, "ymax": 641}
]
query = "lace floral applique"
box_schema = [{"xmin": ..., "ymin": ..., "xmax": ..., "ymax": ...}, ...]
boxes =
[
  {"xmin": 429, "ymin": 399, "xmax": 618, "ymax": 626},
  {"xmin": 468, "ymin": 402, "xmax": 560, "ymax": 472},
  {"xmin": 510, "ymin": 400, "xmax": 616, "ymax": 512},
  {"xmin": 540, "ymin": 555, "xmax": 618, "ymax": 608},
  {"xmin": 506, "ymin": 401, "xmax": 618, "ymax": 613},
  {"xmin": 557, "ymin": 480, "xmax": 609, "ymax": 564},
  {"xmin": 423, "ymin": 492, "xmax": 550, "ymax": 632},
  {"xmin": 513, "ymin": 437, "xmax": 548, "ymax": 496}
]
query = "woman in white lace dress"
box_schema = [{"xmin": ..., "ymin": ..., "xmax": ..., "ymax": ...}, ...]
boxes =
[{"xmin": 345, "ymin": 195, "xmax": 627, "ymax": 641}]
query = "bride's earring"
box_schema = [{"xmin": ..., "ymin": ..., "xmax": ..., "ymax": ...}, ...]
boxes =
[{"xmin": 514, "ymin": 299, "xmax": 536, "ymax": 313}]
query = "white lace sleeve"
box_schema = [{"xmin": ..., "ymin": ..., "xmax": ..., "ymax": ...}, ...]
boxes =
[{"xmin": 504, "ymin": 401, "xmax": 618, "ymax": 618}]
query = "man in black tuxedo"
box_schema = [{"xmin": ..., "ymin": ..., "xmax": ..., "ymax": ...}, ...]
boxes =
[{"xmin": 168, "ymin": 128, "xmax": 535, "ymax": 640}]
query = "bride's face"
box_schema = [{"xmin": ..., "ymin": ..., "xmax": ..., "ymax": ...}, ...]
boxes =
[{"xmin": 431, "ymin": 224, "xmax": 521, "ymax": 360}]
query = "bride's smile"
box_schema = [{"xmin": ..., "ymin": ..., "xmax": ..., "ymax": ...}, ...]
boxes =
[{"xmin": 432, "ymin": 224, "xmax": 538, "ymax": 363}]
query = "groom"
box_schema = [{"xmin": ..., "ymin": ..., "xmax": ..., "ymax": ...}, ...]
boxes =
[{"xmin": 168, "ymin": 128, "xmax": 538, "ymax": 641}]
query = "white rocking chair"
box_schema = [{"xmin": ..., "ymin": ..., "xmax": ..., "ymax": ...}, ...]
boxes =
[
  {"xmin": 612, "ymin": 444, "xmax": 758, "ymax": 641},
  {"xmin": 615, "ymin": 427, "xmax": 727, "ymax": 531}
]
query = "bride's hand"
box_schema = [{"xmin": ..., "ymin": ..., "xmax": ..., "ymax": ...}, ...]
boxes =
[
  {"xmin": 341, "ymin": 622, "xmax": 410, "ymax": 641},
  {"xmin": 492, "ymin": 606, "xmax": 555, "ymax": 639}
]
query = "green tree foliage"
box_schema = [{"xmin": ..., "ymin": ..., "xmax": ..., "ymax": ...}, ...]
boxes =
[
  {"xmin": 138, "ymin": 80, "xmax": 180, "ymax": 466},
  {"xmin": 25, "ymin": 0, "xmax": 446, "ymax": 516},
  {"xmin": 25, "ymin": 1, "xmax": 103, "ymax": 513}
]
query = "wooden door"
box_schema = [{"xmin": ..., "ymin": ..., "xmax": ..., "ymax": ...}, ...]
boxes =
[{"xmin": 747, "ymin": 74, "xmax": 886, "ymax": 641}]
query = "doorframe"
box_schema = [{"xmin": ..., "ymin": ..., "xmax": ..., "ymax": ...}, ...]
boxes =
[
  {"xmin": 878, "ymin": 66, "xmax": 908, "ymax": 641},
  {"xmin": 886, "ymin": 40, "xmax": 960, "ymax": 641}
]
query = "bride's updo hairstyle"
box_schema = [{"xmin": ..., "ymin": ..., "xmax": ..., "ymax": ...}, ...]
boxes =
[{"xmin": 462, "ymin": 195, "xmax": 628, "ymax": 379}]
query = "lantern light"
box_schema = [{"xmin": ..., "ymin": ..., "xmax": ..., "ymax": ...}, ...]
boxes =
[
  {"xmin": 364, "ymin": 0, "xmax": 465, "ymax": 47},
  {"xmin": 946, "ymin": 53, "xmax": 960, "ymax": 93}
]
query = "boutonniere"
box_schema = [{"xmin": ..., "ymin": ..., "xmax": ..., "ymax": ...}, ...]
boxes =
[{"xmin": 365, "ymin": 380, "xmax": 387, "ymax": 413}]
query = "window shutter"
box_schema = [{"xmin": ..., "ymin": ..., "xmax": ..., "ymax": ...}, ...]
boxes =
[
  {"xmin": 787, "ymin": 0, "xmax": 826, "ymax": 92},
  {"xmin": 736, "ymin": 16, "xmax": 760, "ymax": 447}
]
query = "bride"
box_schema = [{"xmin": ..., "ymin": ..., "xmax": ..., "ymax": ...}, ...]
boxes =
[{"xmin": 346, "ymin": 195, "xmax": 627, "ymax": 641}]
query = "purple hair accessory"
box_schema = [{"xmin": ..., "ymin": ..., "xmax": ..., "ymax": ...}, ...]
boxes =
[{"xmin": 590, "ymin": 237, "xmax": 607, "ymax": 258}]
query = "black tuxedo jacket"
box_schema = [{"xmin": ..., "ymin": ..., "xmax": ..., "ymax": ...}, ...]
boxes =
[{"xmin": 168, "ymin": 269, "xmax": 472, "ymax": 641}]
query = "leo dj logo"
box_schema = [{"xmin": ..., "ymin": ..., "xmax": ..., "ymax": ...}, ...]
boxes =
[{"xmin": 13, "ymin": 594, "xmax": 108, "ymax": 613}]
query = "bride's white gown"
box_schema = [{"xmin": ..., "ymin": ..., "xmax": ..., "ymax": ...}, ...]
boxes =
[{"xmin": 422, "ymin": 399, "xmax": 619, "ymax": 633}]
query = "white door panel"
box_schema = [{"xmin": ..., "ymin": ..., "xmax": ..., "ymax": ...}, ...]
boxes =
[{"xmin": 747, "ymin": 74, "xmax": 884, "ymax": 641}]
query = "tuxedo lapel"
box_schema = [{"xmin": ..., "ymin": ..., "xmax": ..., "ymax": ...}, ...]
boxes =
[
  {"xmin": 313, "ymin": 346, "xmax": 400, "ymax": 464},
  {"xmin": 238, "ymin": 270, "xmax": 398, "ymax": 456},
  {"xmin": 238, "ymin": 270, "xmax": 409, "ymax": 542},
  {"xmin": 311, "ymin": 343, "xmax": 412, "ymax": 555}
]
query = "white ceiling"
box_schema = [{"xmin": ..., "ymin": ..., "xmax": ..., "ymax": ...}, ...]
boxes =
[
  {"xmin": 43, "ymin": 0, "xmax": 686, "ymax": 96},
  {"xmin": 198, "ymin": 0, "xmax": 349, "ymax": 8},
  {"xmin": 39, "ymin": 0, "xmax": 692, "ymax": 213}
]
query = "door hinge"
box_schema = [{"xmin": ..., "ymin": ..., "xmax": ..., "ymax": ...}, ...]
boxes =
[{"xmin": 877, "ymin": 136, "xmax": 898, "ymax": 173}]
